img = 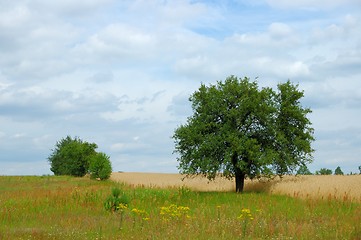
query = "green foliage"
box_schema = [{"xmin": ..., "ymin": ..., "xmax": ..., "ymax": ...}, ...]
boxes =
[
  {"xmin": 296, "ymin": 165, "xmax": 313, "ymax": 175},
  {"xmin": 89, "ymin": 152, "xmax": 112, "ymax": 180},
  {"xmin": 104, "ymin": 187, "xmax": 129, "ymax": 212},
  {"xmin": 334, "ymin": 166, "xmax": 344, "ymax": 175},
  {"xmin": 173, "ymin": 76, "xmax": 314, "ymax": 192},
  {"xmin": 48, "ymin": 136, "xmax": 112, "ymax": 179},
  {"xmin": 48, "ymin": 136, "xmax": 98, "ymax": 177},
  {"xmin": 315, "ymin": 168, "xmax": 333, "ymax": 175}
]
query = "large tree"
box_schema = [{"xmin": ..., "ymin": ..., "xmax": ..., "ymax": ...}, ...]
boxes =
[{"xmin": 173, "ymin": 76, "xmax": 314, "ymax": 192}]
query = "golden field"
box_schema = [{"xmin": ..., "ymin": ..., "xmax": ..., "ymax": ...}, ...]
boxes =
[{"xmin": 111, "ymin": 172, "xmax": 361, "ymax": 202}]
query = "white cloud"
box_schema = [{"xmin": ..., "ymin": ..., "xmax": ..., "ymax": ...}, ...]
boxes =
[
  {"xmin": 0, "ymin": 4, "xmax": 31, "ymax": 27},
  {"xmin": 167, "ymin": 92, "xmax": 193, "ymax": 120},
  {"xmin": 174, "ymin": 55, "xmax": 223, "ymax": 80},
  {"xmin": 75, "ymin": 23, "xmax": 156, "ymax": 61},
  {"xmin": 288, "ymin": 61, "xmax": 310, "ymax": 77},
  {"xmin": 110, "ymin": 143, "xmax": 126, "ymax": 152},
  {"xmin": 268, "ymin": 22, "xmax": 293, "ymax": 39},
  {"xmin": 110, "ymin": 141, "xmax": 150, "ymax": 153},
  {"xmin": 32, "ymin": 135, "xmax": 52, "ymax": 149},
  {"xmin": 266, "ymin": 0, "xmax": 361, "ymax": 9},
  {"xmin": 2, "ymin": 161, "xmax": 52, "ymax": 175},
  {"xmin": 101, "ymin": 91, "xmax": 174, "ymax": 123},
  {"xmin": 0, "ymin": 0, "xmax": 360, "ymax": 175},
  {"xmin": 310, "ymin": 15, "xmax": 359, "ymax": 45},
  {"xmin": 128, "ymin": 0, "xmax": 208, "ymax": 28},
  {"xmin": 31, "ymin": 0, "xmax": 113, "ymax": 17}
]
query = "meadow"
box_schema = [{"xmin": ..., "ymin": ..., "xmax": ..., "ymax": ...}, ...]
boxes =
[{"xmin": 0, "ymin": 174, "xmax": 360, "ymax": 239}]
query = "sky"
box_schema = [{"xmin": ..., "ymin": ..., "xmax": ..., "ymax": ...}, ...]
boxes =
[{"xmin": 1, "ymin": 0, "xmax": 361, "ymax": 175}]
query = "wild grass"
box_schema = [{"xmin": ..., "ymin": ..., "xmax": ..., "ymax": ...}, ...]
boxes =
[{"xmin": 0, "ymin": 175, "xmax": 360, "ymax": 239}]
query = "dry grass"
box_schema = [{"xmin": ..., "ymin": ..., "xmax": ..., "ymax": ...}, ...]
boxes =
[
  {"xmin": 111, "ymin": 172, "xmax": 361, "ymax": 202},
  {"xmin": 111, "ymin": 172, "xmax": 234, "ymax": 191},
  {"xmin": 268, "ymin": 175, "xmax": 361, "ymax": 202}
]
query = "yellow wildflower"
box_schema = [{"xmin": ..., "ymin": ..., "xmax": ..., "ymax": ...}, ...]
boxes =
[
  {"xmin": 160, "ymin": 204, "xmax": 191, "ymax": 221},
  {"xmin": 117, "ymin": 203, "xmax": 128, "ymax": 211},
  {"xmin": 238, "ymin": 208, "xmax": 254, "ymax": 221}
]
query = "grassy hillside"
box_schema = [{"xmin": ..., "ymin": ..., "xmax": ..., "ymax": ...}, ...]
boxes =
[{"xmin": 0, "ymin": 175, "xmax": 360, "ymax": 239}]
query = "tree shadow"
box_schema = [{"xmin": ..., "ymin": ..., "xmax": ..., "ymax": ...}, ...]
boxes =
[
  {"xmin": 243, "ymin": 175, "xmax": 304, "ymax": 193},
  {"xmin": 243, "ymin": 179, "xmax": 275, "ymax": 193}
]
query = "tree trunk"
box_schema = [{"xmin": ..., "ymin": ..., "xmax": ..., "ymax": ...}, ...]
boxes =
[
  {"xmin": 235, "ymin": 168, "xmax": 245, "ymax": 193},
  {"xmin": 231, "ymin": 152, "xmax": 246, "ymax": 193}
]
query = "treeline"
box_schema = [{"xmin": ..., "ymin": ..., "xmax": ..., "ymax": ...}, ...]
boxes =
[{"xmin": 297, "ymin": 165, "xmax": 361, "ymax": 175}]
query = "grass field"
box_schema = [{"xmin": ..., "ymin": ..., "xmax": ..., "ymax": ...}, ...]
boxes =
[{"xmin": 0, "ymin": 173, "xmax": 360, "ymax": 239}]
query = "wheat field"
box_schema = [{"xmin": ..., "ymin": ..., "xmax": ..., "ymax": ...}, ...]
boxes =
[{"xmin": 111, "ymin": 172, "xmax": 361, "ymax": 202}]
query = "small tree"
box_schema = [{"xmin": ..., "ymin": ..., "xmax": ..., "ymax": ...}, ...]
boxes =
[
  {"xmin": 315, "ymin": 168, "xmax": 332, "ymax": 175},
  {"xmin": 89, "ymin": 152, "xmax": 112, "ymax": 180},
  {"xmin": 48, "ymin": 136, "xmax": 97, "ymax": 177},
  {"xmin": 334, "ymin": 166, "xmax": 344, "ymax": 175},
  {"xmin": 173, "ymin": 76, "xmax": 314, "ymax": 192},
  {"xmin": 296, "ymin": 165, "xmax": 312, "ymax": 175}
]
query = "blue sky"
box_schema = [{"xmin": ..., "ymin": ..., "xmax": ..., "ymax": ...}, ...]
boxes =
[{"xmin": 1, "ymin": 0, "xmax": 360, "ymax": 175}]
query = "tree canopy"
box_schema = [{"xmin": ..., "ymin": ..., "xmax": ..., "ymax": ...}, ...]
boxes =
[
  {"xmin": 173, "ymin": 76, "xmax": 314, "ymax": 192},
  {"xmin": 296, "ymin": 165, "xmax": 313, "ymax": 175},
  {"xmin": 334, "ymin": 166, "xmax": 344, "ymax": 175},
  {"xmin": 89, "ymin": 152, "xmax": 113, "ymax": 180},
  {"xmin": 48, "ymin": 136, "xmax": 112, "ymax": 179},
  {"xmin": 315, "ymin": 168, "xmax": 332, "ymax": 175}
]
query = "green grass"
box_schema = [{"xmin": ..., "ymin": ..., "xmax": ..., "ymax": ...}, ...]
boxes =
[{"xmin": 0, "ymin": 176, "xmax": 360, "ymax": 239}]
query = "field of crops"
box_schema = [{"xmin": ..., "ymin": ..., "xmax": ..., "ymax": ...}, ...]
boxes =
[
  {"xmin": 111, "ymin": 172, "xmax": 361, "ymax": 202},
  {"xmin": 0, "ymin": 174, "xmax": 360, "ymax": 239}
]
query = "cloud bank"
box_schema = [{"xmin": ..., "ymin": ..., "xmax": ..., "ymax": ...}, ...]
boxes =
[{"xmin": 1, "ymin": 0, "xmax": 360, "ymax": 175}]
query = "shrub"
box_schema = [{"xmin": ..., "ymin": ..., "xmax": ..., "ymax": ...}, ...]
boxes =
[
  {"xmin": 89, "ymin": 152, "xmax": 112, "ymax": 180},
  {"xmin": 48, "ymin": 136, "xmax": 97, "ymax": 177},
  {"xmin": 296, "ymin": 165, "xmax": 312, "ymax": 175},
  {"xmin": 315, "ymin": 168, "xmax": 332, "ymax": 175},
  {"xmin": 334, "ymin": 166, "xmax": 344, "ymax": 175},
  {"xmin": 104, "ymin": 187, "xmax": 129, "ymax": 212}
]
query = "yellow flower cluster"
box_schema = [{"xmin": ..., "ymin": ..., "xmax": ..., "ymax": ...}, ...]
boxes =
[
  {"xmin": 160, "ymin": 204, "xmax": 191, "ymax": 221},
  {"xmin": 117, "ymin": 203, "xmax": 128, "ymax": 211},
  {"xmin": 131, "ymin": 208, "xmax": 145, "ymax": 215},
  {"xmin": 238, "ymin": 208, "xmax": 254, "ymax": 221},
  {"xmin": 131, "ymin": 208, "xmax": 150, "ymax": 221}
]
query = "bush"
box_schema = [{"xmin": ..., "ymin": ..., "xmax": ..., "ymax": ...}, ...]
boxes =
[
  {"xmin": 104, "ymin": 187, "xmax": 129, "ymax": 212},
  {"xmin": 89, "ymin": 152, "xmax": 112, "ymax": 180},
  {"xmin": 296, "ymin": 165, "xmax": 312, "ymax": 175},
  {"xmin": 48, "ymin": 136, "xmax": 112, "ymax": 178},
  {"xmin": 315, "ymin": 168, "xmax": 332, "ymax": 175},
  {"xmin": 334, "ymin": 166, "xmax": 344, "ymax": 175}
]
